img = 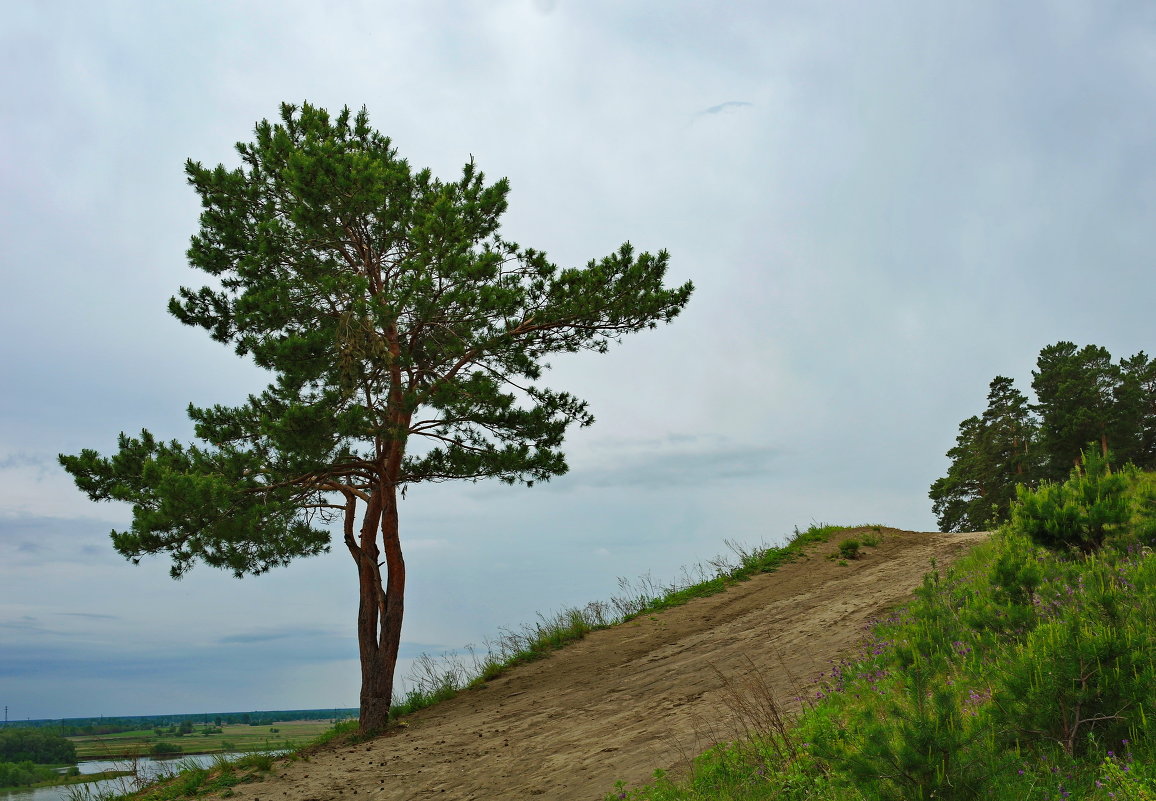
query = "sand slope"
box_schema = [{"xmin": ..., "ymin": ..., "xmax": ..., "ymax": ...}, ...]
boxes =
[{"xmin": 222, "ymin": 527, "xmax": 986, "ymax": 801}]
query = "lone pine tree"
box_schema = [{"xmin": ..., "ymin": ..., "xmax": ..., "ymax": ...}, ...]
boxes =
[{"xmin": 59, "ymin": 103, "xmax": 693, "ymax": 733}]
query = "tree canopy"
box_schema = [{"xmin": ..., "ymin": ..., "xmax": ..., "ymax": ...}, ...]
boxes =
[
  {"xmin": 929, "ymin": 341, "xmax": 1156, "ymax": 532},
  {"xmin": 0, "ymin": 728, "xmax": 76, "ymax": 765},
  {"xmin": 60, "ymin": 102, "xmax": 694, "ymax": 732}
]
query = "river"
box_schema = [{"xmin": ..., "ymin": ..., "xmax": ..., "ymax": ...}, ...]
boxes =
[{"xmin": 0, "ymin": 754, "xmax": 248, "ymax": 801}]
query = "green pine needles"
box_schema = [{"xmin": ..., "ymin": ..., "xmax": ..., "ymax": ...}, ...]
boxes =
[
  {"xmin": 1011, "ymin": 446, "xmax": 1133, "ymax": 553},
  {"xmin": 59, "ymin": 102, "xmax": 693, "ymax": 733}
]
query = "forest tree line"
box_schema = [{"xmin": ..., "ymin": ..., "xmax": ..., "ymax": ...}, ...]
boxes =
[
  {"xmin": 930, "ymin": 341, "xmax": 1156, "ymax": 531},
  {"xmin": 0, "ymin": 727, "xmax": 76, "ymax": 764},
  {"xmin": 8, "ymin": 707, "xmax": 359, "ymax": 736}
]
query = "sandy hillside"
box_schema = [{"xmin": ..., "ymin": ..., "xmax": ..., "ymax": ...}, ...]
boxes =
[{"xmin": 220, "ymin": 527, "xmax": 986, "ymax": 801}]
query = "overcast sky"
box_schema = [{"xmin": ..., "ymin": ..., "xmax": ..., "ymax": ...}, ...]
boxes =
[{"xmin": 4, "ymin": 1, "xmax": 1156, "ymax": 721}]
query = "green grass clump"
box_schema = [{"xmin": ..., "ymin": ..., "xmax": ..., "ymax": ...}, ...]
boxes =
[
  {"xmin": 859, "ymin": 527, "xmax": 883, "ymax": 547},
  {"xmin": 296, "ymin": 719, "xmax": 362, "ymax": 752},
  {"xmin": 629, "ymin": 524, "xmax": 850, "ymax": 615},
  {"xmin": 609, "ymin": 480, "xmax": 1156, "ymax": 801}
]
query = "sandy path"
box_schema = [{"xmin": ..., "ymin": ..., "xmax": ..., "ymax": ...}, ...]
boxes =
[{"xmin": 224, "ymin": 528, "xmax": 986, "ymax": 801}]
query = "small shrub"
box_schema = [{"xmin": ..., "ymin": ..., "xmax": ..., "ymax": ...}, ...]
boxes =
[
  {"xmin": 151, "ymin": 742, "xmax": 182, "ymax": 756},
  {"xmin": 1012, "ymin": 446, "xmax": 1130, "ymax": 552},
  {"xmin": 860, "ymin": 530, "xmax": 882, "ymax": 547},
  {"xmin": 837, "ymin": 539, "xmax": 861, "ymax": 560},
  {"xmin": 990, "ymin": 553, "xmax": 1156, "ymax": 756},
  {"xmin": 0, "ymin": 760, "xmax": 60, "ymax": 789}
]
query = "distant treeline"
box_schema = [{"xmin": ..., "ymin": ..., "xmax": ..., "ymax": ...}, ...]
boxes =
[
  {"xmin": 930, "ymin": 340, "xmax": 1156, "ymax": 531},
  {"xmin": 0, "ymin": 727, "xmax": 76, "ymax": 764},
  {"xmin": 8, "ymin": 708, "xmax": 358, "ymax": 735},
  {"xmin": 0, "ymin": 729, "xmax": 79, "ymax": 789}
]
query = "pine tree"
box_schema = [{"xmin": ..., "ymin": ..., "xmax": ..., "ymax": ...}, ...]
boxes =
[
  {"xmin": 930, "ymin": 415, "xmax": 991, "ymax": 532},
  {"xmin": 59, "ymin": 103, "xmax": 693, "ymax": 733},
  {"xmin": 978, "ymin": 375, "xmax": 1038, "ymax": 504},
  {"xmin": 1114, "ymin": 351, "xmax": 1156, "ymax": 469},
  {"xmin": 1032, "ymin": 342, "xmax": 1118, "ymax": 480},
  {"xmin": 929, "ymin": 377, "xmax": 1038, "ymax": 532}
]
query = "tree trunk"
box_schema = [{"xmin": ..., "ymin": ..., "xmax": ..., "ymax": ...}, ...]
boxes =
[
  {"xmin": 352, "ymin": 478, "xmax": 406, "ymax": 735},
  {"xmin": 358, "ymin": 325, "xmax": 410, "ymax": 735}
]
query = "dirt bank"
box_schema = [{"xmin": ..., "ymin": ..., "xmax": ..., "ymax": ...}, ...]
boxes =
[{"xmin": 221, "ymin": 527, "xmax": 987, "ymax": 801}]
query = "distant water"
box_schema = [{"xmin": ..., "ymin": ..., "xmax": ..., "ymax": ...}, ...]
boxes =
[{"xmin": 0, "ymin": 754, "xmax": 235, "ymax": 801}]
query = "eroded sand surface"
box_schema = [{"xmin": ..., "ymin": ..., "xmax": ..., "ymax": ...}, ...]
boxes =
[{"xmin": 222, "ymin": 528, "xmax": 986, "ymax": 801}]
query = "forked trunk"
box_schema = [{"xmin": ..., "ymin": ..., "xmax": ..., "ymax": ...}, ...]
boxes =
[{"xmin": 351, "ymin": 479, "xmax": 406, "ymax": 735}]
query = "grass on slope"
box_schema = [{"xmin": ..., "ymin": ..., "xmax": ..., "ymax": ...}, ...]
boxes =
[{"xmin": 609, "ymin": 464, "xmax": 1156, "ymax": 800}]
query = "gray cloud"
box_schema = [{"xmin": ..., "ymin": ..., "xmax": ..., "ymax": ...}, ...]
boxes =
[
  {"xmin": 0, "ymin": 516, "xmax": 120, "ymax": 565},
  {"xmin": 697, "ymin": 100, "xmax": 753, "ymax": 115},
  {"xmin": 0, "ymin": 644, "xmax": 217, "ymax": 680},
  {"xmin": 219, "ymin": 627, "xmax": 333, "ymax": 645},
  {"xmin": 0, "ymin": 616, "xmax": 48, "ymax": 635},
  {"xmin": 0, "ymin": 453, "xmax": 52, "ymax": 470},
  {"xmin": 557, "ymin": 444, "xmax": 779, "ymax": 490}
]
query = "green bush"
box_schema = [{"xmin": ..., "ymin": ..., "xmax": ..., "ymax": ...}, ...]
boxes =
[
  {"xmin": 0, "ymin": 760, "xmax": 59, "ymax": 789},
  {"xmin": 151, "ymin": 741, "xmax": 183, "ymax": 756},
  {"xmin": 990, "ymin": 552, "xmax": 1156, "ymax": 756},
  {"xmin": 0, "ymin": 727, "xmax": 77, "ymax": 764},
  {"xmin": 860, "ymin": 528, "xmax": 882, "ymax": 547},
  {"xmin": 1011, "ymin": 446, "xmax": 1130, "ymax": 552},
  {"xmin": 837, "ymin": 539, "xmax": 861, "ymax": 560},
  {"xmin": 957, "ymin": 528, "xmax": 1043, "ymax": 638}
]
